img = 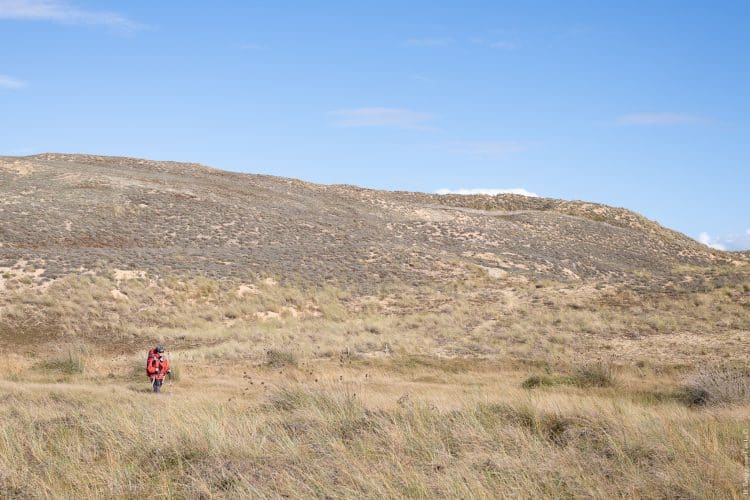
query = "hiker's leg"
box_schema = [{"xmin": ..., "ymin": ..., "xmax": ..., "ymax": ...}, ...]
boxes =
[{"xmin": 153, "ymin": 379, "xmax": 161, "ymax": 393}]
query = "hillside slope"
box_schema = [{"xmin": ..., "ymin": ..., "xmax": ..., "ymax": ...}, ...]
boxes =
[
  {"xmin": 0, "ymin": 153, "xmax": 732, "ymax": 292},
  {"xmin": 1, "ymin": 154, "xmax": 749, "ymax": 498}
]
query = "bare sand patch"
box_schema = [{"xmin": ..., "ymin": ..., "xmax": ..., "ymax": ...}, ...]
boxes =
[
  {"xmin": 111, "ymin": 289, "xmax": 129, "ymax": 301},
  {"xmin": 0, "ymin": 260, "xmax": 46, "ymax": 292},
  {"xmin": 235, "ymin": 284, "xmax": 258, "ymax": 298},
  {"xmin": 410, "ymin": 208, "xmax": 455, "ymax": 223},
  {"xmin": 113, "ymin": 269, "xmax": 147, "ymax": 281},
  {"xmin": 480, "ymin": 266, "xmax": 508, "ymax": 279},
  {"xmin": 0, "ymin": 159, "xmax": 35, "ymax": 176}
]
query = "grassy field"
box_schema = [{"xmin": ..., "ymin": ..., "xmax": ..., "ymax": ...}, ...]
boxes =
[
  {"xmin": 0, "ymin": 269, "xmax": 749, "ymax": 498},
  {"xmin": 0, "ymin": 355, "xmax": 747, "ymax": 498}
]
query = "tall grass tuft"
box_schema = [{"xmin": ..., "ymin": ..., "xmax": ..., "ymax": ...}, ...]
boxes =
[{"xmin": 570, "ymin": 361, "xmax": 615, "ymax": 388}]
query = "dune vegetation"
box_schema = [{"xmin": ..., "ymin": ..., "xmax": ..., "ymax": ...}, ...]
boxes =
[
  {"xmin": 0, "ymin": 268, "xmax": 748, "ymax": 498},
  {"xmin": 1, "ymin": 155, "xmax": 749, "ymax": 497}
]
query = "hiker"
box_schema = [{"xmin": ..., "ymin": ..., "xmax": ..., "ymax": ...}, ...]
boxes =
[{"xmin": 146, "ymin": 345, "xmax": 171, "ymax": 393}]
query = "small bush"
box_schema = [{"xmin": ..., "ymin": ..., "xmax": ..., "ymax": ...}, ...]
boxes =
[
  {"xmin": 521, "ymin": 375, "xmax": 557, "ymax": 389},
  {"xmin": 168, "ymin": 364, "xmax": 181, "ymax": 382},
  {"xmin": 128, "ymin": 361, "xmax": 147, "ymax": 381},
  {"xmin": 681, "ymin": 367, "xmax": 750, "ymax": 406},
  {"xmin": 39, "ymin": 350, "xmax": 85, "ymax": 374},
  {"xmin": 265, "ymin": 349, "xmax": 297, "ymax": 368},
  {"xmin": 570, "ymin": 361, "xmax": 615, "ymax": 388}
]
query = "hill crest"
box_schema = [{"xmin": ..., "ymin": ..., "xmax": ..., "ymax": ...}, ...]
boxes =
[{"xmin": 0, "ymin": 153, "xmax": 739, "ymax": 292}]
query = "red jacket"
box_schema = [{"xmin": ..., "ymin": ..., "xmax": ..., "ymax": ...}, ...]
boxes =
[{"xmin": 146, "ymin": 349, "xmax": 170, "ymax": 381}]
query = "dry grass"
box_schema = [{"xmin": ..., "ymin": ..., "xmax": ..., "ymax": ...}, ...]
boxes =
[
  {"xmin": 2, "ymin": 269, "xmax": 749, "ymax": 366},
  {"xmin": 2, "ymin": 154, "xmax": 749, "ymax": 497},
  {"xmin": 0, "ymin": 357, "xmax": 747, "ymax": 498},
  {"xmin": 265, "ymin": 348, "xmax": 299, "ymax": 368},
  {"xmin": 35, "ymin": 348, "xmax": 86, "ymax": 375},
  {"xmin": 570, "ymin": 361, "xmax": 616, "ymax": 388},
  {"xmin": 0, "ymin": 271, "xmax": 748, "ymax": 497}
]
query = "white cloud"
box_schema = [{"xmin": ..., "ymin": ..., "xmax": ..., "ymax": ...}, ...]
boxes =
[
  {"xmin": 697, "ymin": 231, "xmax": 750, "ymax": 251},
  {"xmin": 0, "ymin": 74, "xmax": 25, "ymax": 89},
  {"xmin": 616, "ymin": 112, "xmax": 707, "ymax": 126},
  {"xmin": 0, "ymin": 0, "xmax": 142, "ymax": 31},
  {"xmin": 448, "ymin": 141, "xmax": 526, "ymax": 156},
  {"xmin": 330, "ymin": 107, "xmax": 434, "ymax": 130},
  {"xmin": 406, "ymin": 37, "xmax": 452, "ymax": 47},
  {"xmin": 698, "ymin": 232, "xmax": 726, "ymax": 251},
  {"xmin": 435, "ymin": 188, "xmax": 538, "ymax": 197}
]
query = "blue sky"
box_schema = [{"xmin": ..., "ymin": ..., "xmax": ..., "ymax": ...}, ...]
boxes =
[{"xmin": 1, "ymin": 1, "xmax": 748, "ymax": 250}]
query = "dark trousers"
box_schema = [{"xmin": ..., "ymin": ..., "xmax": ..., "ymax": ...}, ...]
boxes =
[{"xmin": 151, "ymin": 378, "xmax": 163, "ymax": 393}]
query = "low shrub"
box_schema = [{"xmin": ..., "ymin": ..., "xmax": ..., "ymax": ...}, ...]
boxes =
[
  {"xmin": 570, "ymin": 361, "xmax": 615, "ymax": 388},
  {"xmin": 681, "ymin": 367, "xmax": 750, "ymax": 406},
  {"xmin": 265, "ymin": 349, "xmax": 297, "ymax": 368},
  {"xmin": 167, "ymin": 364, "xmax": 181, "ymax": 382},
  {"xmin": 38, "ymin": 349, "xmax": 85, "ymax": 375},
  {"xmin": 521, "ymin": 375, "xmax": 557, "ymax": 389}
]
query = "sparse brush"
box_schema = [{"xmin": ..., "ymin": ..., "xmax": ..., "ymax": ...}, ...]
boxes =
[
  {"xmin": 265, "ymin": 348, "xmax": 297, "ymax": 368},
  {"xmin": 364, "ymin": 324, "xmax": 381, "ymax": 335},
  {"xmin": 681, "ymin": 367, "xmax": 750, "ymax": 406},
  {"xmin": 168, "ymin": 364, "xmax": 182, "ymax": 382},
  {"xmin": 38, "ymin": 349, "xmax": 85, "ymax": 375},
  {"xmin": 521, "ymin": 374, "xmax": 558, "ymax": 389},
  {"xmin": 569, "ymin": 361, "xmax": 615, "ymax": 388}
]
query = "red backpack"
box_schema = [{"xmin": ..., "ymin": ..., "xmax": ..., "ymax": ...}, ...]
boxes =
[{"xmin": 146, "ymin": 349, "xmax": 160, "ymax": 376}]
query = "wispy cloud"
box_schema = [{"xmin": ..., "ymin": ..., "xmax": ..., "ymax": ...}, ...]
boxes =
[
  {"xmin": 488, "ymin": 40, "xmax": 517, "ymax": 50},
  {"xmin": 436, "ymin": 188, "xmax": 538, "ymax": 197},
  {"xmin": 0, "ymin": 0, "xmax": 143, "ymax": 31},
  {"xmin": 448, "ymin": 141, "xmax": 527, "ymax": 156},
  {"xmin": 470, "ymin": 35, "xmax": 519, "ymax": 51},
  {"xmin": 697, "ymin": 230, "xmax": 750, "ymax": 251},
  {"xmin": 698, "ymin": 229, "xmax": 750, "ymax": 251},
  {"xmin": 616, "ymin": 112, "xmax": 708, "ymax": 126},
  {"xmin": 330, "ymin": 107, "xmax": 434, "ymax": 130},
  {"xmin": 406, "ymin": 37, "xmax": 452, "ymax": 47},
  {"xmin": 0, "ymin": 74, "xmax": 25, "ymax": 89},
  {"xmin": 698, "ymin": 232, "xmax": 726, "ymax": 251}
]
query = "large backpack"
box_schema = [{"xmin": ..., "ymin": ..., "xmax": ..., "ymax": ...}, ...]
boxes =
[{"xmin": 146, "ymin": 350, "xmax": 160, "ymax": 376}]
